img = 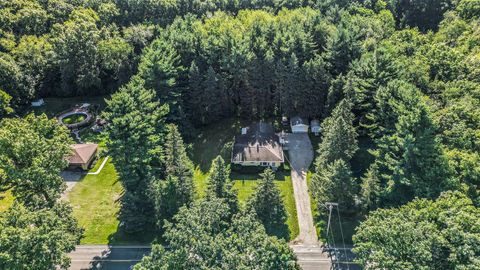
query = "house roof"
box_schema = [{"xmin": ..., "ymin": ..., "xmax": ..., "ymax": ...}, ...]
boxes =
[
  {"xmin": 68, "ymin": 144, "xmax": 98, "ymax": 165},
  {"xmin": 290, "ymin": 116, "xmax": 308, "ymax": 126},
  {"xmin": 232, "ymin": 122, "xmax": 284, "ymax": 163}
]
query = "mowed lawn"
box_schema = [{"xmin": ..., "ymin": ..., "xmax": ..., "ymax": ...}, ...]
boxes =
[
  {"xmin": 67, "ymin": 159, "xmax": 123, "ymax": 244},
  {"xmin": 0, "ymin": 190, "xmax": 14, "ymax": 212}
]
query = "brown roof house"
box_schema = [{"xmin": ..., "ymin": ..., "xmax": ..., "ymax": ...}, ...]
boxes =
[
  {"xmin": 67, "ymin": 144, "xmax": 98, "ymax": 170},
  {"xmin": 231, "ymin": 122, "xmax": 284, "ymax": 168}
]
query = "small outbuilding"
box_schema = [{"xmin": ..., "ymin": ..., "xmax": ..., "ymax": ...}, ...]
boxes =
[
  {"xmin": 311, "ymin": 119, "xmax": 321, "ymax": 136},
  {"xmin": 231, "ymin": 122, "xmax": 284, "ymax": 168},
  {"xmin": 31, "ymin": 99, "xmax": 45, "ymax": 107},
  {"xmin": 67, "ymin": 144, "xmax": 98, "ymax": 170},
  {"xmin": 290, "ymin": 116, "xmax": 309, "ymax": 133}
]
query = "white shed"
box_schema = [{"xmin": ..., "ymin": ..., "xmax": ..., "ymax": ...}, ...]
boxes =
[
  {"xmin": 311, "ymin": 119, "xmax": 321, "ymax": 136},
  {"xmin": 290, "ymin": 116, "xmax": 309, "ymax": 133},
  {"xmin": 31, "ymin": 98, "xmax": 45, "ymax": 107}
]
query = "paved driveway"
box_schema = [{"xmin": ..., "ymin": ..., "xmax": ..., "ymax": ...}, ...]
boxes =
[{"xmin": 286, "ymin": 133, "xmax": 317, "ymax": 245}]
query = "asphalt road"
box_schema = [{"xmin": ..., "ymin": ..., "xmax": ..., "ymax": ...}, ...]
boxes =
[{"xmin": 68, "ymin": 245, "xmax": 150, "ymax": 270}]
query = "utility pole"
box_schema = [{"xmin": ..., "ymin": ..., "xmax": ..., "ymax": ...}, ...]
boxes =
[{"xmin": 324, "ymin": 202, "xmax": 350, "ymax": 270}]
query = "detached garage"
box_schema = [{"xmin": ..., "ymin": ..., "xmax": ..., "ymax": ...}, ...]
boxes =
[{"xmin": 290, "ymin": 116, "xmax": 309, "ymax": 133}]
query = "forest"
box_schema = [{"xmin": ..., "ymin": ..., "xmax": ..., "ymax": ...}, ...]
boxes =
[{"xmin": 1, "ymin": 0, "xmax": 480, "ymax": 269}]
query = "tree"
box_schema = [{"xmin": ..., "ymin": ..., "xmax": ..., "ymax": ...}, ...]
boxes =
[
  {"xmin": 362, "ymin": 80, "xmax": 454, "ymax": 208},
  {"xmin": 311, "ymin": 159, "xmax": 357, "ymax": 213},
  {"xmin": 247, "ymin": 168, "xmax": 288, "ymax": 238},
  {"xmin": 0, "ymin": 114, "xmax": 72, "ymax": 210},
  {"xmin": 206, "ymin": 156, "xmax": 239, "ymax": 215},
  {"xmin": 137, "ymin": 38, "xmax": 183, "ymax": 122},
  {"xmin": 134, "ymin": 198, "xmax": 300, "ymax": 270},
  {"xmin": 152, "ymin": 124, "xmax": 194, "ymax": 225},
  {"xmin": 0, "ymin": 202, "xmax": 83, "ymax": 270},
  {"xmin": 0, "ymin": 90, "xmax": 13, "ymax": 117},
  {"xmin": 103, "ymin": 78, "xmax": 168, "ymax": 232},
  {"xmin": 51, "ymin": 8, "xmax": 101, "ymax": 95},
  {"xmin": 315, "ymin": 99, "xmax": 358, "ymax": 167},
  {"xmin": 353, "ymin": 191, "xmax": 480, "ymax": 269}
]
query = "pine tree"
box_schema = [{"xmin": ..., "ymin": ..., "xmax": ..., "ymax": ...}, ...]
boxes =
[
  {"xmin": 315, "ymin": 99, "xmax": 358, "ymax": 167},
  {"xmin": 202, "ymin": 66, "xmax": 225, "ymax": 124},
  {"xmin": 206, "ymin": 156, "xmax": 238, "ymax": 215},
  {"xmin": 247, "ymin": 169, "xmax": 288, "ymax": 238},
  {"xmin": 152, "ymin": 124, "xmax": 194, "ymax": 225},
  {"xmin": 311, "ymin": 159, "xmax": 357, "ymax": 213},
  {"xmin": 186, "ymin": 61, "xmax": 204, "ymax": 125},
  {"xmin": 103, "ymin": 78, "xmax": 168, "ymax": 232}
]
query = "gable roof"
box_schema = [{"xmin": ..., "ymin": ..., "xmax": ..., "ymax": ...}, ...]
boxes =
[
  {"xmin": 290, "ymin": 116, "xmax": 308, "ymax": 126},
  {"xmin": 68, "ymin": 144, "xmax": 98, "ymax": 165},
  {"xmin": 232, "ymin": 122, "xmax": 284, "ymax": 163}
]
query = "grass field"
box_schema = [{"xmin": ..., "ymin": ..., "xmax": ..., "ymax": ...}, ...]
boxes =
[{"xmin": 0, "ymin": 190, "xmax": 14, "ymax": 212}]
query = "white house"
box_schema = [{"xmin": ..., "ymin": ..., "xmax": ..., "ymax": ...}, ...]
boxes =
[
  {"xmin": 231, "ymin": 122, "xmax": 284, "ymax": 168},
  {"xmin": 290, "ymin": 116, "xmax": 309, "ymax": 133},
  {"xmin": 311, "ymin": 119, "xmax": 321, "ymax": 136}
]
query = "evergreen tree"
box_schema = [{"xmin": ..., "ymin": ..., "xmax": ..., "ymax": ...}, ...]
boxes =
[
  {"xmin": 311, "ymin": 159, "xmax": 357, "ymax": 213},
  {"xmin": 152, "ymin": 124, "xmax": 194, "ymax": 225},
  {"xmin": 362, "ymin": 80, "xmax": 454, "ymax": 207},
  {"xmin": 206, "ymin": 156, "xmax": 238, "ymax": 215},
  {"xmin": 103, "ymin": 78, "xmax": 168, "ymax": 232},
  {"xmin": 186, "ymin": 61, "xmax": 204, "ymax": 125},
  {"xmin": 247, "ymin": 169, "xmax": 288, "ymax": 238},
  {"xmin": 315, "ymin": 99, "xmax": 358, "ymax": 167},
  {"xmin": 137, "ymin": 38, "xmax": 183, "ymax": 122},
  {"xmin": 202, "ymin": 66, "xmax": 225, "ymax": 124}
]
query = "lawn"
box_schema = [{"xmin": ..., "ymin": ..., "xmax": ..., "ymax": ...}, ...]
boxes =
[{"xmin": 0, "ymin": 190, "xmax": 14, "ymax": 212}]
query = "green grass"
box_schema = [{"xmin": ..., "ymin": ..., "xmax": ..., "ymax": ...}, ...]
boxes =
[
  {"xmin": 194, "ymin": 168, "xmax": 299, "ymax": 240},
  {"xmin": 0, "ymin": 190, "xmax": 14, "ymax": 212},
  {"xmin": 24, "ymin": 96, "xmax": 108, "ymax": 118},
  {"xmin": 62, "ymin": 113, "xmax": 86, "ymax": 124},
  {"xmin": 67, "ymin": 159, "xmax": 123, "ymax": 244}
]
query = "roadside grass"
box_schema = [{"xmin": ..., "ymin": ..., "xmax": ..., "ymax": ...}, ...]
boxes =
[{"xmin": 0, "ymin": 190, "xmax": 14, "ymax": 212}]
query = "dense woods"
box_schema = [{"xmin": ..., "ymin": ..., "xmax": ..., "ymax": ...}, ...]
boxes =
[{"xmin": 1, "ymin": 0, "xmax": 480, "ymax": 269}]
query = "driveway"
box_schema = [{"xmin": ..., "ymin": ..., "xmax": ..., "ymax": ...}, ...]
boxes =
[{"xmin": 285, "ymin": 133, "xmax": 317, "ymax": 245}]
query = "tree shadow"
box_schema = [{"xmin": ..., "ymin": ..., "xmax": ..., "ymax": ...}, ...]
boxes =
[{"xmin": 85, "ymin": 245, "xmax": 151, "ymax": 270}]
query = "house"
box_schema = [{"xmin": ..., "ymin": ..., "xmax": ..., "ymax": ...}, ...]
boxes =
[
  {"xmin": 290, "ymin": 116, "xmax": 309, "ymax": 133},
  {"xmin": 231, "ymin": 122, "xmax": 284, "ymax": 168},
  {"xmin": 311, "ymin": 119, "xmax": 321, "ymax": 136},
  {"xmin": 67, "ymin": 144, "xmax": 98, "ymax": 170}
]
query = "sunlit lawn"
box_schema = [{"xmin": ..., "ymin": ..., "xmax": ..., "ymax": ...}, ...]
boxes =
[
  {"xmin": 67, "ymin": 159, "xmax": 124, "ymax": 244},
  {"xmin": 0, "ymin": 190, "xmax": 14, "ymax": 212}
]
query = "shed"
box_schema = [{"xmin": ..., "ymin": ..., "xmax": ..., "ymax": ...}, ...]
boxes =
[
  {"xmin": 290, "ymin": 116, "xmax": 309, "ymax": 133},
  {"xmin": 311, "ymin": 119, "xmax": 321, "ymax": 135},
  {"xmin": 31, "ymin": 99, "xmax": 45, "ymax": 107},
  {"xmin": 67, "ymin": 144, "xmax": 98, "ymax": 170}
]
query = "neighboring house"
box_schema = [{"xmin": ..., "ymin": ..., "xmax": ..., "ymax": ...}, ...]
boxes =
[
  {"xmin": 67, "ymin": 144, "xmax": 98, "ymax": 170},
  {"xmin": 231, "ymin": 122, "xmax": 284, "ymax": 168},
  {"xmin": 290, "ymin": 116, "xmax": 309, "ymax": 133},
  {"xmin": 311, "ymin": 119, "xmax": 321, "ymax": 136}
]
